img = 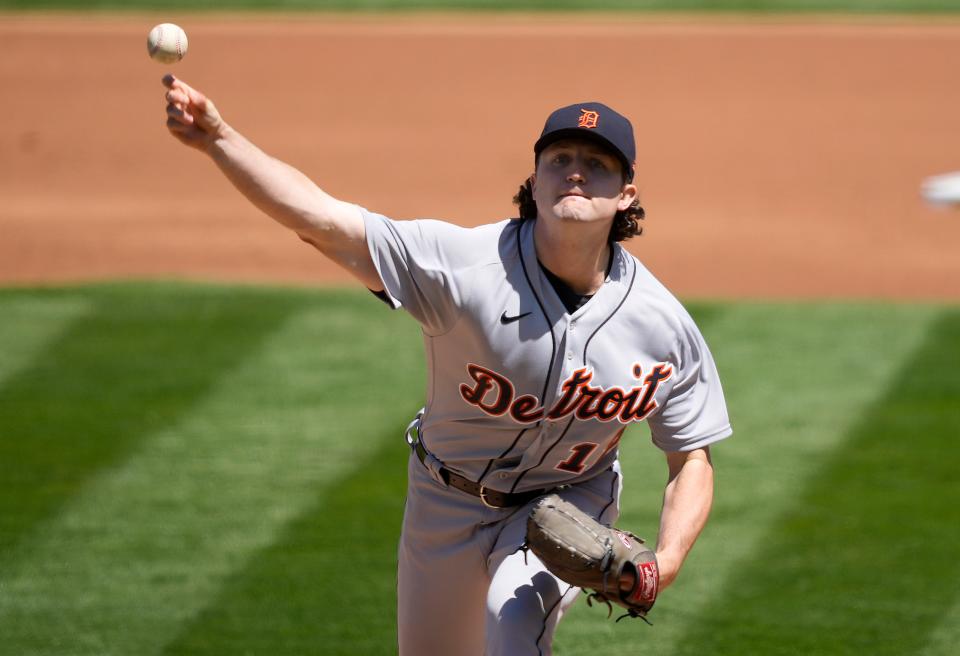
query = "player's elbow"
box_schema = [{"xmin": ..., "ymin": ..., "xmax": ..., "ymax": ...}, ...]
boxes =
[
  {"xmin": 294, "ymin": 216, "xmax": 342, "ymax": 251},
  {"xmin": 296, "ymin": 231, "xmax": 323, "ymax": 250}
]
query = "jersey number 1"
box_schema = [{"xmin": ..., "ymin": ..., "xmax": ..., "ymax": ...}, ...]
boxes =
[{"xmin": 555, "ymin": 443, "xmax": 598, "ymax": 473}]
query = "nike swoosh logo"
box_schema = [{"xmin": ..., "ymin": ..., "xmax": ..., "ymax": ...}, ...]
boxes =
[{"xmin": 500, "ymin": 311, "xmax": 532, "ymax": 325}]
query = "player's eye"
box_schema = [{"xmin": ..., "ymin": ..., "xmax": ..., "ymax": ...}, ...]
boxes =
[
  {"xmin": 588, "ymin": 158, "xmax": 609, "ymax": 172},
  {"xmin": 551, "ymin": 153, "xmax": 571, "ymax": 166}
]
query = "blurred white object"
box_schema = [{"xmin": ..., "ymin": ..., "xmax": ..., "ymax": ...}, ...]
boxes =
[{"xmin": 921, "ymin": 171, "xmax": 960, "ymax": 207}]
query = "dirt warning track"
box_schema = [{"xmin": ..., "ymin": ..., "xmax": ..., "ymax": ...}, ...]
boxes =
[{"xmin": 2, "ymin": 14, "xmax": 959, "ymax": 299}]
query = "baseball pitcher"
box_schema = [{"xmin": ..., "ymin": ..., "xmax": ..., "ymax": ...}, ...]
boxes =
[{"xmin": 162, "ymin": 74, "xmax": 732, "ymax": 655}]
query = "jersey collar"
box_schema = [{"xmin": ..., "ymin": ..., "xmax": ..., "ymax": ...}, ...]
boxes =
[{"xmin": 518, "ymin": 219, "xmax": 635, "ymax": 323}]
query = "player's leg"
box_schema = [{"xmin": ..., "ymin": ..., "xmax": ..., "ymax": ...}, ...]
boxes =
[
  {"xmin": 397, "ymin": 456, "xmax": 490, "ymax": 655},
  {"xmin": 483, "ymin": 466, "xmax": 622, "ymax": 656},
  {"xmin": 485, "ymin": 544, "xmax": 580, "ymax": 656}
]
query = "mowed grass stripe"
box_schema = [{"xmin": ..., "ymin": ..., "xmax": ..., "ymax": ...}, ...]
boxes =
[
  {"xmin": 161, "ymin": 423, "xmax": 409, "ymax": 656},
  {"xmin": 0, "ymin": 293, "xmax": 91, "ymax": 386},
  {"xmin": 0, "ymin": 283, "xmax": 301, "ymax": 556},
  {"xmin": 555, "ymin": 303, "xmax": 940, "ymax": 654},
  {"xmin": 669, "ymin": 308, "xmax": 960, "ymax": 655},
  {"xmin": 0, "ymin": 285, "xmax": 424, "ymax": 656},
  {"xmin": 919, "ymin": 598, "xmax": 960, "ymax": 656}
]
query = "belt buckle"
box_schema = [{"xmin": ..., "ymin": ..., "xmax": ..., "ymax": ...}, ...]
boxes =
[
  {"xmin": 404, "ymin": 408, "xmax": 425, "ymax": 451},
  {"xmin": 479, "ymin": 485, "xmax": 505, "ymax": 509}
]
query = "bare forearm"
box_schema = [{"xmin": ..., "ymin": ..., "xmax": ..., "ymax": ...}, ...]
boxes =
[
  {"xmin": 656, "ymin": 449, "xmax": 714, "ymax": 589},
  {"xmin": 162, "ymin": 75, "xmax": 361, "ymax": 247},
  {"xmin": 205, "ymin": 127, "xmax": 357, "ymax": 239},
  {"xmin": 162, "ymin": 75, "xmax": 382, "ymax": 289}
]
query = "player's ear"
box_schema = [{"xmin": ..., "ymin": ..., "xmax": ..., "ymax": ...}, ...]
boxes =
[
  {"xmin": 617, "ymin": 183, "xmax": 638, "ymax": 211},
  {"xmin": 529, "ymin": 173, "xmax": 537, "ymax": 192}
]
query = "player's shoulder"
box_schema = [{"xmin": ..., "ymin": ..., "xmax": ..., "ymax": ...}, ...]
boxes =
[
  {"xmin": 412, "ymin": 217, "xmax": 522, "ymax": 268},
  {"xmin": 411, "ymin": 216, "xmax": 519, "ymax": 241},
  {"xmin": 620, "ymin": 247, "xmax": 702, "ymax": 335},
  {"xmin": 364, "ymin": 208, "xmax": 521, "ymax": 267}
]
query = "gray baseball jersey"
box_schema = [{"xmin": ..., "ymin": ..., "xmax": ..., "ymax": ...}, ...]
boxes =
[
  {"xmin": 364, "ymin": 210, "xmax": 732, "ymax": 490},
  {"xmin": 363, "ymin": 209, "xmax": 732, "ymax": 655}
]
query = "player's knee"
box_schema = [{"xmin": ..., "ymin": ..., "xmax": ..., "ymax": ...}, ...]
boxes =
[
  {"xmin": 486, "ymin": 572, "xmax": 560, "ymax": 655},
  {"xmin": 488, "ymin": 587, "xmax": 542, "ymax": 628}
]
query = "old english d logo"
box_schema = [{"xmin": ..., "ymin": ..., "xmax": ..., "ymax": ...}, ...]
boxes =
[{"xmin": 578, "ymin": 109, "xmax": 599, "ymax": 129}]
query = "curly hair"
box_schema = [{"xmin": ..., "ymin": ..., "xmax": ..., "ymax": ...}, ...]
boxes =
[{"xmin": 511, "ymin": 176, "xmax": 645, "ymax": 243}]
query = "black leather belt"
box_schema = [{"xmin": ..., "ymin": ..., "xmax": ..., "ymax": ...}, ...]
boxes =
[{"xmin": 412, "ymin": 439, "xmax": 550, "ymax": 509}]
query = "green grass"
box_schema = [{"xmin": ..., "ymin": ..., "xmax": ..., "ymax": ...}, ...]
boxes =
[
  {"xmin": 0, "ymin": 282, "xmax": 957, "ymax": 655},
  {"xmin": 4, "ymin": 0, "xmax": 960, "ymax": 13},
  {"xmin": 0, "ymin": 284, "xmax": 304, "ymax": 555},
  {"xmin": 162, "ymin": 416, "xmax": 408, "ymax": 655},
  {"xmin": 671, "ymin": 309, "xmax": 960, "ymax": 655}
]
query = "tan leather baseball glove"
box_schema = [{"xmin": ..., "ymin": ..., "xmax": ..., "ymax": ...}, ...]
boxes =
[{"xmin": 525, "ymin": 494, "xmax": 659, "ymax": 622}]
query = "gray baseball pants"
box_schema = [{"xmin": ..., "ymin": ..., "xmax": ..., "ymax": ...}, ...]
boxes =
[{"xmin": 397, "ymin": 454, "xmax": 622, "ymax": 655}]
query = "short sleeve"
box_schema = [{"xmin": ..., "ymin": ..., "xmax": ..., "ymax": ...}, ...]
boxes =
[
  {"xmin": 362, "ymin": 209, "xmax": 467, "ymax": 335},
  {"xmin": 647, "ymin": 311, "xmax": 732, "ymax": 452}
]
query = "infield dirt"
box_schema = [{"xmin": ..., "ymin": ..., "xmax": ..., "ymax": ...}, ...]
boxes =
[{"xmin": 2, "ymin": 14, "xmax": 959, "ymax": 299}]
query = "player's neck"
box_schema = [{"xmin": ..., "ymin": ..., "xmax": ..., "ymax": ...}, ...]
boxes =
[{"xmin": 532, "ymin": 219, "xmax": 610, "ymax": 296}]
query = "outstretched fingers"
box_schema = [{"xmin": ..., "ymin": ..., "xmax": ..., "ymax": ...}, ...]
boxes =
[
  {"xmin": 166, "ymin": 101, "xmax": 194, "ymax": 126},
  {"xmin": 161, "ymin": 74, "xmax": 226, "ymax": 148},
  {"xmin": 165, "ymin": 88, "xmax": 190, "ymax": 107},
  {"xmin": 163, "ymin": 75, "xmax": 202, "ymax": 108},
  {"xmin": 165, "ymin": 117, "xmax": 194, "ymax": 146},
  {"xmin": 162, "ymin": 73, "xmax": 191, "ymax": 95}
]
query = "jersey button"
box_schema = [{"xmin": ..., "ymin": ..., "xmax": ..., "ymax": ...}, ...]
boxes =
[{"xmin": 566, "ymin": 351, "xmax": 573, "ymax": 360}]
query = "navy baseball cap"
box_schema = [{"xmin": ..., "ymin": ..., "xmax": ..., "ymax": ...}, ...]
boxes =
[{"xmin": 534, "ymin": 102, "xmax": 636, "ymax": 181}]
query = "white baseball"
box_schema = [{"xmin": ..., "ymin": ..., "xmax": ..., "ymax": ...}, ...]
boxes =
[
  {"xmin": 921, "ymin": 171, "xmax": 960, "ymax": 208},
  {"xmin": 147, "ymin": 23, "xmax": 188, "ymax": 64}
]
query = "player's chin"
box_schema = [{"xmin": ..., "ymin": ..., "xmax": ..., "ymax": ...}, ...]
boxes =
[
  {"xmin": 551, "ymin": 197, "xmax": 589, "ymax": 218},
  {"xmin": 551, "ymin": 201, "xmax": 610, "ymax": 224}
]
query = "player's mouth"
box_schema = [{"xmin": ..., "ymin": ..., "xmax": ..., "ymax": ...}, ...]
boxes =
[{"xmin": 560, "ymin": 190, "xmax": 589, "ymax": 199}]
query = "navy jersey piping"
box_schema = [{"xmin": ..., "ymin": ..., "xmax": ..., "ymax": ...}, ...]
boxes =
[
  {"xmin": 598, "ymin": 466, "xmax": 619, "ymax": 521},
  {"xmin": 582, "ymin": 256, "xmax": 637, "ymax": 361},
  {"xmin": 509, "ymin": 416, "xmax": 576, "ymax": 493},
  {"xmin": 535, "ymin": 585, "xmax": 573, "ymax": 654},
  {"xmin": 509, "ymin": 251, "xmax": 637, "ymax": 493},
  {"xmin": 478, "ymin": 220, "xmax": 555, "ymax": 485}
]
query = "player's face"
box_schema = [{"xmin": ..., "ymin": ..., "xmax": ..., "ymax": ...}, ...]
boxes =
[{"xmin": 531, "ymin": 139, "xmax": 637, "ymax": 227}]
